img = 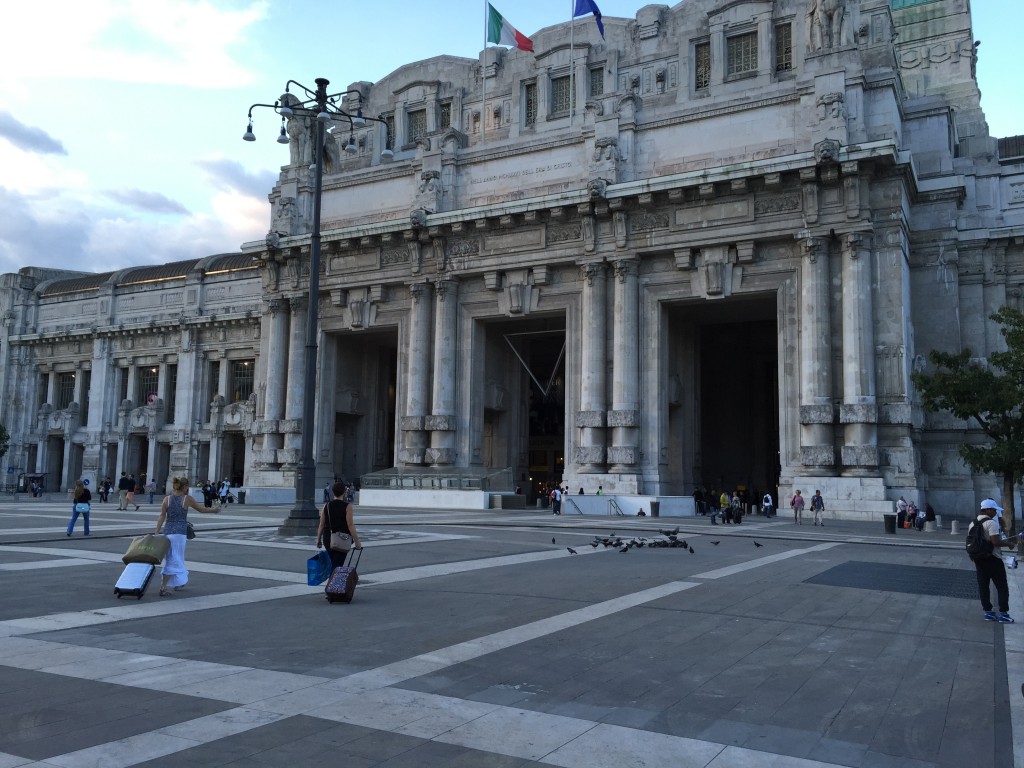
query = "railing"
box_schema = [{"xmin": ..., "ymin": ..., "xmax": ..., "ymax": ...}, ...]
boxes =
[
  {"xmin": 563, "ymin": 497, "xmax": 583, "ymax": 515},
  {"xmin": 608, "ymin": 499, "xmax": 625, "ymax": 516}
]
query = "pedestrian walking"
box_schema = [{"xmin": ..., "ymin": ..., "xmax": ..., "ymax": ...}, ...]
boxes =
[
  {"xmin": 811, "ymin": 490, "xmax": 825, "ymax": 526},
  {"xmin": 154, "ymin": 477, "xmax": 219, "ymax": 597},
  {"xmin": 66, "ymin": 480, "xmax": 92, "ymax": 537},
  {"xmin": 116, "ymin": 471, "xmax": 132, "ymax": 510},
  {"xmin": 762, "ymin": 492, "xmax": 774, "ymax": 518},
  {"xmin": 966, "ymin": 499, "xmax": 1021, "ymax": 623},
  {"xmin": 791, "ymin": 490, "xmax": 805, "ymax": 525}
]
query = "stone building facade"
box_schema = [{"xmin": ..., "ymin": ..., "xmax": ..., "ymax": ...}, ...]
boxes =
[{"xmin": 1, "ymin": 0, "xmax": 1022, "ymax": 515}]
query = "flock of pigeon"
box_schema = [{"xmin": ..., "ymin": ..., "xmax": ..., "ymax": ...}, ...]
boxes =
[{"xmin": 556, "ymin": 527, "xmax": 766, "ymax": 555}]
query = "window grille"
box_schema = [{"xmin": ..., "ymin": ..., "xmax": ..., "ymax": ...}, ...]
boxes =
[
  {"xmin": 524, "ymin": 82, "xmax": 537, "ymax": 126},
  {"xmin": 694, "ymin": 42, "xmax": 711, "ymax": 89},
  {"xmin": 80, "ymin": 370, "xmax": 91, "ymax": 426},
  {"xmin": 727, "ymin": 31, "xmax": 758, "ymax": 76},
  {"xmin": 56, "ymin": 372, "xmax": 75, "ymax": 410},
  {"xmin": 551, "ymin": 75, "xmax": 572, "ymax": 115},
  {"xmin": 138, "ymin": 366, "xmax": 159, "ymax": 406},
  {"xmin": 407, "ymin": 109, "xmax": 426, "ymax": 143},
  {"xmin": 589, "ymin": 68, "xmax": 604, "ymax": 98},
  {"xmin": 230, "ymin": 360, "xmax": 254, "ymax": 403},
  {"xmin": 165, "ymin": 364, "xmax": 177, "ymax": 420},
  {"xmin": 439, "ymin": 101, "xmax": 451, "ymax": 130},
  {"xmin": 384, "ymin": 114, "xmax": 395, "ymax": 148},
  {"xmin": 775, "ymin": 23, "xmax": 793, "ymax": 72}
]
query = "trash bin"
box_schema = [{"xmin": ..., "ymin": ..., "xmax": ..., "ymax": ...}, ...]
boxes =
[
  {"xmin": 237, "ymin": 490, "xmax": 246, "ymax": 505},
  {"xmin": 650, "ymin": 500, "xmax": 660, "ymax": 518},
  {"xmin": 884, "ymin": 513, "xmax": 896, "ymax": 534}
]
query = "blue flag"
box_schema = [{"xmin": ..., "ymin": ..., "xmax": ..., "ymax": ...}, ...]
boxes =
[{"xmin": 573, "ymin": 0, "xmax": 604, "ymax": 39}]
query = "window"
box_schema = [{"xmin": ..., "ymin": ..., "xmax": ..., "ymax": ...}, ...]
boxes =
[
  {"xmin": 165, "ymin": 364, "xmax": 178, "ymax": 420},
  {"xmin": 37, "ymin": 373, "xmax": 48, "ymax": 410},
  {"xmin": 208, "ymin": 361, "xmax": 220, "ymax": 405},
  {"xmin": 439, "ymin": 101, "xmax": 451, "ymax": 130},
  {"xmin": 383, "ymin": 114, "xmax": 395, "ymax": 150},
  {"xmin": 550, "ymin": 75, "xmax": 572, "ymax": 116},
  {"xmin": 56, "ymin": 372, "xmax": 75, "ymax": 410},
  {"xmin": 80, "ymin": 370, "xmax": 91, "ymax": 426},
  {"xmin": 775, "ymin": 23, "xmax": 793, "ymax": 72},
  {"xmin": 694, "ymin": 42, "xmax": 711, "ymax": 90},
  {"xmin": 137, "ymin": 366, "xmax": 159, "ymax": 406},
  {"xmin": 589, "ymin": 67, "xmax": 604, "ymax": 98},
  {"xmin": 118, "ymin": 368, "xmax": 128, "ymax": 403},
  {"xmin": 524, "ymin": 82, "xmax": 537, "ymax": 127},
  {"xmin": 407, "ymin": 108, "xmax": 426, "ymax": 143},
  {"xmin": 727, "ymin": 31, "xmax": 758, "ymax": 77},
  {"xmin": 230, "ymin": 359, "xmax": 255, "ymax": 403}
]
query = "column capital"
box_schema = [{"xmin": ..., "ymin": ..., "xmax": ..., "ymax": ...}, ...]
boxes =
[
  {"xmin": 268, "ymin": 298, "xmax": 289, "ymax": 315},
  {"xmin": 612, "ymin": 258, "xmax": 639, "ymax": 281},
  {"xmin": 434, "ymin": 277, "xmax": 458, "ymax": 302},
  {"xmin": 579, "ymin": 262, "xmax": 606, "ymax": 286},
  {"xmin": 409, "ymin": 282, "xmax": 431, "ymax": 303},
  {"xmin": 289, "ymin": 296, "xmax": 308, "ymax": 314},
  {"xmin": 799, "ymin": 236, "xmax": 827, "ymax": 263},
  {"xmin": 844, "ymin": 231, "xmax": 873, "ymax": 256}
]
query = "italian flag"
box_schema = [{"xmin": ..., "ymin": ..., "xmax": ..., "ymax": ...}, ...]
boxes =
[{"xmin": 487, "ymin": 3, "xmax": 534, "ymax": 52}]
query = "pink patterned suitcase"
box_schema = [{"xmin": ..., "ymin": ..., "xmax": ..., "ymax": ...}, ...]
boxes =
[{"xmin": 325, "ymin": 548, "xmax": 362, "ymax": 603}]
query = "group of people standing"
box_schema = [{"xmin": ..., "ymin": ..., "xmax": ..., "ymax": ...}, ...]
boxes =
[{"xmin": 788, "ymin": 490, "xmax": 826, "ymax": 526}]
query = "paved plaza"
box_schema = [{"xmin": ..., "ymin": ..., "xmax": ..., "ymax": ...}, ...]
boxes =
[{"xmin": 0, "ymin": 498, "xmax": 1021, "ymax": 767}]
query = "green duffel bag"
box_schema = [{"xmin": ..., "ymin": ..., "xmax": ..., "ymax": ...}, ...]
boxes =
[{"xmin": 122, "ymin": 534, "xmax": 170, "ymax": 565}]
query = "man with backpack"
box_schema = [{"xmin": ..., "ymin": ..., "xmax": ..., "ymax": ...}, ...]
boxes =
[{"xmin": 966, "ymin": 499, "xmax": 1021, "ymax": 623}]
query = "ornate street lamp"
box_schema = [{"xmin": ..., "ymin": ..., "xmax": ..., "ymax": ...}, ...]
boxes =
[{"xmin": 243, "ymin": 77, "xmax": 393, "ymax": 535}]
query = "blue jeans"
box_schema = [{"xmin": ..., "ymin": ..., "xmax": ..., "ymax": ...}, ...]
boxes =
[{"xmin": 67, "ymin": 505, "xmax": 90, "ymax": 535}]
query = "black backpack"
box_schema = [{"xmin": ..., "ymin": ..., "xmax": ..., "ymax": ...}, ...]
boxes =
[{"xmin": 965, "ymin": 516, "xmax": 994, "ymax": 559}]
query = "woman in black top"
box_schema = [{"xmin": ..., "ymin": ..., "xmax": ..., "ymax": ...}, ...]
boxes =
[
  {"xmin": 316, "ymin": 481, "xmax": 362, "ymax": 569},
  {"xmin": 67, "ymin": 480, "xmax": 92, "ymax": 536}
]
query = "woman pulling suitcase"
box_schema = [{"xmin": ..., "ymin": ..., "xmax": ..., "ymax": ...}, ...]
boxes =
[{"xmin": 153, "ymin": 477, "xmax": 219, "ymax": 597}]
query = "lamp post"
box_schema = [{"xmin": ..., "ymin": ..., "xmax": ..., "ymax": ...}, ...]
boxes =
[{"xmin": 243, "ymin": 78, "xmax": 392, "ymax": 535}]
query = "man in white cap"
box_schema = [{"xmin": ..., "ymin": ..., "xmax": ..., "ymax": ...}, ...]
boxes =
[{"xmin": 967, "ymin": 499, "xmax": 1020, "ymax": 623}]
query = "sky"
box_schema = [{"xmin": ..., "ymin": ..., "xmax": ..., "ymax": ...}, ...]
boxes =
[{"xmin": 0, "ymin": 0, "xmax": 1020, "ymax": 277}]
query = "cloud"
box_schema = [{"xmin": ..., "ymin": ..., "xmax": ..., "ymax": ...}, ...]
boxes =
[
  {"xmin": 0, "ymin": 112, "xmax": 67, "ymax": 155},
  {"xmin": 103, "ymin": 189, "xmax": 190, "ymax": 215},
  {"xmin": 0, "ymin": 1, "xmax": 269, "ymax": 88},
  {"xmin": 196, "ymin": 157, "xmax": 277, "ymax": 200}
]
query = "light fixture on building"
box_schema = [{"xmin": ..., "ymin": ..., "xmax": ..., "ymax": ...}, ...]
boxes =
[{"xmin": 243, "ymin": 77, "xmax": 394, "ymax": 536}]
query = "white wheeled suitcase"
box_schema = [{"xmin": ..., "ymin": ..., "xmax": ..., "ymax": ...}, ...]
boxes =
[{"xmin": 114, "ymin": 562, "xmax": 155, "ymax": 599}]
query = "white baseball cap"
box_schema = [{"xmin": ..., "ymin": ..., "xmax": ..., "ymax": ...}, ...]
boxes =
[{"xmin": 980, "ymin": 499, "xmax": 1004, "ymax": 511}]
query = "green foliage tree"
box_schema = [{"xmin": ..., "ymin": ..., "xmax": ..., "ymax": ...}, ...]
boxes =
[{"xmin": 911, "ymin": 306, "xmax": 1024, "ymax": 539}]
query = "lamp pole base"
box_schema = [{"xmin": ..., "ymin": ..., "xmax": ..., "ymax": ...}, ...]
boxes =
[{"xmin": 278, "ymin": 501, "xmax": 320, "ymax": 536}]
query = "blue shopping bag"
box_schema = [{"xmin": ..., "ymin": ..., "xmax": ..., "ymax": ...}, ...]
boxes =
[{"xmin": 307, "ymin": 550, "xmax": 332, "ymax": 586}]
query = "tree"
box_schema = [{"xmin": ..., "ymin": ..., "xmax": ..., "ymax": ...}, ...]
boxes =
[{"xmin": 912, "ymin": 306, "xmax": 1024, "ymax": 541}]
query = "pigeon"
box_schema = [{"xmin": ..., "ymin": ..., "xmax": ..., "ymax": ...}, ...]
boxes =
[
  {"xmin": 552, "ymin": 538, "xmax": 556, "ymax": 544},
  {"xmin": 710, "ymin": 540, "xmax": 721, "ymax": 545},
  {"xmin": 688, "ymin": 546, "xmax": 694, "ymax": 553},
  {"xmin": 591, "ymin": 542, "xmax": 599, "ymax": 548},
  {"xmin": 567, "ymin": 547, "xmax": 577, "ymax": 554},
  {"xmin": 754, "ymin": 541, "xmax": 764, "ymax": 548},
  {"xmin": 668, "ymin": 527, "xmax": 679, "ymax": 536},
  {"xmin": 619, "ymin": 546, "xmax": 629, "ymax": 553},
  {"xmin": 680, "ymin": 540, "xmax": 688, "ymax": 549}
]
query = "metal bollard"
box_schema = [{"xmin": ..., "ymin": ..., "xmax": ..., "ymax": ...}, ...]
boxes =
[{"xmin": 950, "ymin": 519, "xmax": 960, "ymax": 535}]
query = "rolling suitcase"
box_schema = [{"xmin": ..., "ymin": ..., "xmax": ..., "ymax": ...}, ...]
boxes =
[
  {"xmin": 114, "ymin": 562, "xmax": 154, "ymax": 599},
  {"xmin": 325, "ymin": 548, "xmax": 362, "ymax": 603}
]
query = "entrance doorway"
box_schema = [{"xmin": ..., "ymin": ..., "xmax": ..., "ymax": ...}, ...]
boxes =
[
  {"xmin": 483, "ymin": 316, "xmax": 566, "ymax": 503},
  {"xmin": 667, "ymin": 297, "xmax": 779, "ymax": 502}
]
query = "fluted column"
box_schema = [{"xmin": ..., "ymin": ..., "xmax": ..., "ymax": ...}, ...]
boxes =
[
  {"xmin": 575, "ymin": 262, "xmax": 607, "ymax": 469},
  {"xmin": 608, "ymin": 258, "xmax": 639, "ymax": 470},
  {"xmin": 798, "ymin": 236, "xmax": 835, "ymax": 468},
  {"xmin": 283, "ymin": 297, "xmax": 307, "ymax": 457},
  {"xmin": 840, "ymin": 232, "xmax": 878, "ymax": 469},
  {"xmin": 399, "ymin": 282, "xmax": 434, "ymax": 465},
  {"xmin": 426, "ymin": 277, "xmax": 457, "ymax": 466},
  {"xmin": 264, "ymin": 298, "xmax": 290, "ymax": 453}
]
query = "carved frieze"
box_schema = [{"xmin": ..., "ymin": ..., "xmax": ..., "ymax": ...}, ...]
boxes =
[
  {"xmin": 547, "ymin": 224, "xmax": 582, "ymax": 243},
  {"xmin": 446, "ymin": 238, "xmax": 480, "ymax": 259},
  {"xmin": 629, "ymin": 212, "xmax": 669, "ymax": 232},
  {"xmin": 754, "ymin": 194, "xmax": 801, "ymax": 216},
  {"xmin": 381, "ymin": 247, "xmax": 408, "ymax": 266}
]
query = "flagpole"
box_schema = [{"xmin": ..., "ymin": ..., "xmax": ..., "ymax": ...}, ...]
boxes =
[
  {"xmin": 482, "ymin": 0, "xmax": 488, "ymax": 146},
  {"xmin": 569, "ymin": 0, "xmax": 575, "ymax": 127}
]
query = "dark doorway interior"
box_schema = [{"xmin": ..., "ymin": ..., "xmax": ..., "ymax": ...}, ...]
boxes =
[{"xmin": 698, "ymin": 301, "xmax": 779, "ymax": 502}]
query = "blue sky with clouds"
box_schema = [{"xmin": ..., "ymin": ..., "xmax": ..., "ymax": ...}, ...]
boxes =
[{"xmin": 0, "ymin": 0, "xmax": 1020, "ymax": 276}]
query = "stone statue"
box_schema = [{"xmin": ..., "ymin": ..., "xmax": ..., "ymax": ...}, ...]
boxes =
[
  {"xmin": 271, "ymin": 196, "xmax": 298, "ymax": 237},
  {"xmin": 287, "ymin": 115, "xmax": 313, "ymax": 167},
  {"xmin": 808, "ymin": 0, "xmax": 846, "ymax": 51}
]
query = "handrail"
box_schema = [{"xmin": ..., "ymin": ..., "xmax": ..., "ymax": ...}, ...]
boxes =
[
  {"xmin": 563, "ymin": 497, "xmax": 583, "ymax": 515},
  {"xmin": 608, "ymin": 499, "xmax": 625, "ymax": 516}
]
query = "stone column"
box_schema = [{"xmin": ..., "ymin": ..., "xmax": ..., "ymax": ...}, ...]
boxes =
[
  {"xmin": 575, "ymin": 262, "xmax": 607, "ymax": 469},
  {"xmin": 608, "ymin": 258, "xmax": 639, "ymax": 473},
  {"xmin": 264, "ymin": 298, "xmax": 290, "ymax": 454},
  {"xmin": 283, "ymin": 297, "xmax": 308, "ymax": 457},
  {"xmin": 426, "ymin": 277, "xmax": 457, "ymax": 466},
  {"xmin": 840, "ymin": 232, "xmax": 878, "ymax": 469},
  {"xmin": 798, "ymin": 236, "xmax": 835, "ymax": 468},
  {"xmin": 400, "ymin": 282, "xmax": 433, "ymax": 465}
]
